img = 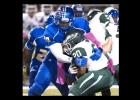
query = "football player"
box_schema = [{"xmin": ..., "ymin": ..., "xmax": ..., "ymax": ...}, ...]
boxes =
[
  {"xmin": 62, "ymin": 28, "xmax": 118, "ymax": 96},
  {"xmin": 86, "ymin": 8, "xmax": 117, "ymax": 96},
  {"xmin": 88, "ymin": 8, "xmax": 119, "ymax": 83},
  {"xmin": 104, "ymin": 7, "xmax": 119, "ymax": 25},
  {"xmin": 23, "ymin": 26, "xmax": 48, "ymax": 87}
]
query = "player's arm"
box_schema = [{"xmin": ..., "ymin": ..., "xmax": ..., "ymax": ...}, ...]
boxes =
[
  {"xmin": 33, "ymin": 26, "xmax": 58, "ymax": 48},
  {"xmin": 99, "ymin": 15, "xmax": 115, "ymax": 74},
  {"xmin": 98, "ymin": 13, "xmax": 113, "ymax": 54},
  {"xmin": 49, "ymin": 43, "xmax": 87, "ymax": 65},
  {"xmin": 84, "ymin": 32, "xmax": 102, "ymax": 48},
  {"xmin": 34, "ymin": 35, "xmax": 55, "ymax": 48},
  {"xmin": 49, "ymin": 43, "xmax": 73, "ymax": 63},
  {"xmin": 23, "ymin": 47, "xmax": 31, "ymax": 68},
  {"xmin": 23, "ymin": 28, "xmax": 36, "ymax": 67},
  {"xmin": 23, "ymin": 41, "xmax": 34, "ymax": 67},
  {"xmin": 102, "ymin": 29, "xmax": 112, "ymax": 54}
]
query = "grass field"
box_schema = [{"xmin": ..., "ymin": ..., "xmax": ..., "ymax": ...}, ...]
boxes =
[{"xmin": 23, "ymin": 85, "xmax": 119, "ymax": 96}]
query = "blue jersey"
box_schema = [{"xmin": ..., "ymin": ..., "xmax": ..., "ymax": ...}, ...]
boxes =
[
  {"xmin": 34, "ymin": 23, "xmax": 67, "ymax": 50},
  {"xmin": 25, "ymin": 26, "xmax": 49, "ymax": 66},
  {"xmin": 72, "ymin": 17, "xmax": 90, "ymax": 33},
  {"xmin": 44, "ymin": 23, "xmax": 66, "ymax": 42},
  {"xmin": 42, "ymin": 23, "xmax": 66, "ymax": 65}
]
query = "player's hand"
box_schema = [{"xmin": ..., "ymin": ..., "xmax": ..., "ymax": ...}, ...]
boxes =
[
  {"xmin": 73, "ymin": 56, "xmax": 87, "ymax": 67},
  {"xmin": 90, "ymin": 47, "xmax": 103, "ymax": 61},
  {"xmin": 68, "ymin": 65, "xmax": 78, "ymax": 74}
]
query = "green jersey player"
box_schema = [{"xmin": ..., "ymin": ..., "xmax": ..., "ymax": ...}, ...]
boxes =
[{"xmin": 63, "ymin": 28, "xmax": 118, "ymax": 96}]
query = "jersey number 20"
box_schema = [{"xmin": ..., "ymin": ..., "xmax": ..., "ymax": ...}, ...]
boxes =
[{"xmin": 72, "ymin": 47, "xmax": 87, "ymax": 58}]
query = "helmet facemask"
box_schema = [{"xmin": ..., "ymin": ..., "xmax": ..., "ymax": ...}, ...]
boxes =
[
  {"xmin": 57, "ymin": 18, "xmax": 72, "ymax": 30},
  {"xmin": 106, "ymin": 8, "xmax": 119, "ymax": 24},
  {"xmin": 55, "ymin": 6, "xmax": 74, "ymax": 30},
  {"xmin": 63, "ymin": 42, "xmax": 72, "ymax": 55}
]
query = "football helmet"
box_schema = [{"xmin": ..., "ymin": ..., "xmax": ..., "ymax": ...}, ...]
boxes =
[
  {"xmin": 55, "ymin": 5, "xmax": 74, "ymax": 30},
  {"xmin": 63, "ymin": 28, "xmax": 85, "ymax": 55},
  {"xmin": 104, "ymin": 7, "xmax": 119, "ymax": 24},
  {"xmin": 86, "ymin": 9, "xmax": 101, "ymax": 21},
  {"xmin": 71, "ymin": 4, "xmax": 84, "ymax": 17}
]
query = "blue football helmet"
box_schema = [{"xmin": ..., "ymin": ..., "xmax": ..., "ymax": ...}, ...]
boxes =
[
  {"xmin": 71, "ymin": 4, "xmax": 84, "ymax": 17},
  {"xmin": 108, "ymin": 9, "xmax": 119, "ymax": 17},
  {"xmin": 55, "ymin": 6, "xmax": 74, "ymax": 30},
  {"xmin": 108, "ymin": 9, "xmax": 119, "ymax": 24}
]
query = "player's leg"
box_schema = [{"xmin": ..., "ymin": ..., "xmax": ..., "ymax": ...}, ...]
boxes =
[
  {"xmin": 53, "ymin": 82, "xmax": 69, "ymax": 96},
  {"xmin": 50, "ymin": 63, "xmax": 69, "ymax": 96},
  {"xmin": 69, "ymin": 71, "xmax": 97, "ymax": 96},
  {"xmin": 68, "ymin": 68, "xmax": 115, "ymax": 96},
  {"xmin": 101, "ymin": 64, "xmax": 119, "ymax": 96},
  {"xmin": 29, "ymin": 64, "xmax": 40, "ymax": 87},
  {"xmin": 28, "ymin": 63, "xmax": 51, "ymax": 96}
]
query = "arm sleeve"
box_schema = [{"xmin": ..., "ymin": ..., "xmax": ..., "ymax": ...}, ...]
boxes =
[
  {"xmin": 84, "ymin": 32, "xmax": 102, "ymax": 48},
  {"xmin": 49, "ymin": 43, "xmax": 72, "ymax": 63}
]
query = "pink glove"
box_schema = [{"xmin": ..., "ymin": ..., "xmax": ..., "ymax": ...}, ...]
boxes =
[{"xmin": 107, "ymin": 58, "xmax": 115, "ymax": 75}]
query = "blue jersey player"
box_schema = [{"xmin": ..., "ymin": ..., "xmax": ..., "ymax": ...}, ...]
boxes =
[
  {"xmin": 24, "ymin": 26, "xmax": 70, "ymax": 95},
  {"xmin": 23, "ymin": 14, "xmax": 55, "ymax": 88},
  {"xmin": 24, "ymin": 26, "xmax": 49, "ymax": 87},
  {"xmin": 28, "ymin": 6, "xmax": 80, "ymax": 96},
  {"xmin": 23, "ymin": 24, "xmax": 71, "ymax": 95}
]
